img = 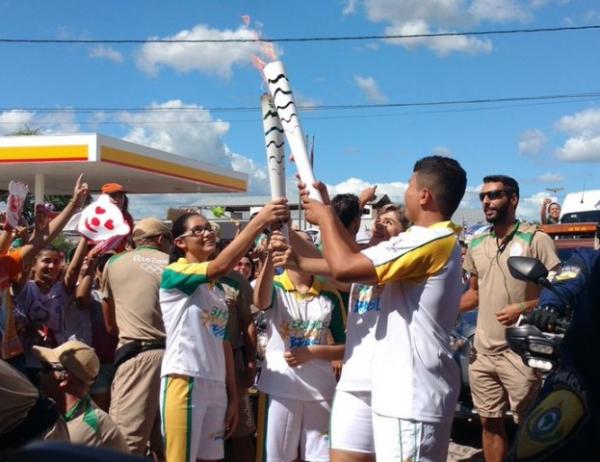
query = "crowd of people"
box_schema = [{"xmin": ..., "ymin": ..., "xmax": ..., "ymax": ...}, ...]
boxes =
[{"xmin": 0, "ymin": 155, "xmax": 564, "ymax": 462}]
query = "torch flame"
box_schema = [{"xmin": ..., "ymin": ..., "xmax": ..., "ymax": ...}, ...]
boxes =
[
  {"xmin": 252, "ymin": 55, "xmax": 266, "ymax": 72},
  {"xmin": 262, "ymin": 42, "xmax": 278, "ymax": 61}
]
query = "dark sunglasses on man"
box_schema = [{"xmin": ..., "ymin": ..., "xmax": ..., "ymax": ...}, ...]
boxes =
[{"xmin": 479, "ymin": 190, "xmax": 512, "ymax": 202}]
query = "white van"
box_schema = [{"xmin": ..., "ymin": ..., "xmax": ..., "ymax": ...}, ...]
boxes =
[{"xmin": 560, "ymin": 190, "xmax": 600, "ymax": 223}]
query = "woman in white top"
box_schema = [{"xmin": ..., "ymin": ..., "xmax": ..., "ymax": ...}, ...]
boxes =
[
  {"xmin": 159, "ymin": 201, "xmax": 287, "ymax": 462},
  {"xmin": 254, "ymin": 230, "xmax": 347, "ymax": 462}
]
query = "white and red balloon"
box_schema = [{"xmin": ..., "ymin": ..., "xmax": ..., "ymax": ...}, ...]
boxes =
[{"xmin": 78, "ymin": 194, "xmax": 130, "ymax": 243}]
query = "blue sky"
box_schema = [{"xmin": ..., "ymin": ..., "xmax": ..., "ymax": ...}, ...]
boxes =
[{"xmin": 1, "ymin": 0, "xmax": 599, "ymax": 220}]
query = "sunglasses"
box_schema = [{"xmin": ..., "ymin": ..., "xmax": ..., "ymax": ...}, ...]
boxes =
[
  {"xmin": 178, "ymin": 224, "xmax": 215, "ymax": 238},
  {"xmin": 479, "ymin": 190, "xmax": 511, "ymax": 202}
]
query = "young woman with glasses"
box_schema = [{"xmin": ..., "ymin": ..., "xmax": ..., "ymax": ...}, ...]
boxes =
[{"xmin": 159, "ymin": 201, "xmax": 288, "ymax": 462}]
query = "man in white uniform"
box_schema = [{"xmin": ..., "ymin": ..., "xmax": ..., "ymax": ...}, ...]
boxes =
[{"xmin": 300, "ymin": 156, "xmax": 467, "ymax": 462}]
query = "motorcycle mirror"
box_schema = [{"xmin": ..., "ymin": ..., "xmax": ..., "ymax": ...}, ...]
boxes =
[{"xmin": 508, "ymin": 256, "xmax": 548, "ymax": 284}]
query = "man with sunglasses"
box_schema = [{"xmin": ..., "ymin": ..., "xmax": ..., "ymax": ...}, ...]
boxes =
[
  {"xmin": 460, "ymin": 175, "xmax": 560, "ymax": 462},
  {"xmin": 34, "ymin": 340, "xmax": 128, "ymax": 451},
  {"xmin": 101, "ymin": 218, "xmax": 172, "ymax": 457}
]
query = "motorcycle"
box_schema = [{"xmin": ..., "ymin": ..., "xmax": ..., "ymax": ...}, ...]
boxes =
[
  {"xmin": 450, "ymin": 310, "xmax": 478, "ymax": 419},
  {"xmin": 505, "ymin": 255, "xmax": 598, "ymax": 461}
]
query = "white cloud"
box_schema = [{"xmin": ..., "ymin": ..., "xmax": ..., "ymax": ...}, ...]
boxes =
[
  {"xmin": 537, "ymin": 173, "xmax": 565, "ymax": 183},
  {"xmin": 584, "ymin": 9, "xmax": 600, "ymax": 22},
  {"xmin": 326, "ymin": 177, "xmax": 409, "ymax": 202},
  {"xmin": 0, "ymin": 110, "xmax": 36, "ymax": 135},
  {"xmin": 555, "ymin": 107, "xmax": 600, "ymax": 162},
  {"xmin": 555, "ymin": 136, "xmax": 600, "ymax": 162},
  {"xmin": 353, "ymin": 75, "xmax": 388, "ymax": 103},
  {"xmin": 518, "ymin": 128, "xmax": 546, "ymax": 155},
  {"xmin": 0, "ymin": 109, "xmax": 79, "ymax": 135},
  {"xmin": 383, "ymin": 20, "xmax": 493, "ymax": 56},
  {"xmin": 432, "ymin": 145, "xmax": 453, "ymax": 156},
  {"xmin": 342, "ymin": 0, "xmax": 359, "ymax": 15},
  {"xmin": 136, "ymin": 23, "xmax": 274, "ymax": 78},
  {"xmin": 89, "ymin": 45, "xmax": 124, "ymax": 64},
  {"xmin": 364, "ymin": 0, "xmax": 466, "ymax": 26},
  {"xmin": 294, "ymin": 91, "xmax": 322, "ymax": 111},
  {"xmin": 555, "ymin": 108, "xmax": 600, "ymax": 137},
  {"xmin": 118, "ymin": 100, "xmax": 269, "ymax": 193},
  {"xmin": 468, "ymin": 0, "xmax": 530, "ymax": 22},
  {"xmin": 518, "ymin": 191, "xmax": 551, "ymax": 221},
  {"xmin": 354, "ymin": 0, "xmax": 549, "ymax": 55}
]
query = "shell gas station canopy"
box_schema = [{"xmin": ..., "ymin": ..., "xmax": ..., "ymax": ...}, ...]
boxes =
[{"xmin": 0, "ymin": 133, "xmax": 248, "ymax": 202}]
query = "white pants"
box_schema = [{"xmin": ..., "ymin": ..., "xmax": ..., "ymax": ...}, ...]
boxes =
[
  {"xmin": 160, "ymin": 375, "xmax": 227, "ymax": 462},
  {"xmin": 257, "ymin": 393, "xmax": 331, "ymax": 462},
  {"xmin": 372, "ymin": 413, "xmax": 452, "ymax": 462},
  {"xmin": 330, "ymin": 390, "xmax": 375, "ymax": 454}
]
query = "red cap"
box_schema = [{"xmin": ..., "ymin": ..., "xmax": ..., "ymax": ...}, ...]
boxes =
[{"xmin": 101, "ymin": 183, "xmax": 126, "ymax": 194}]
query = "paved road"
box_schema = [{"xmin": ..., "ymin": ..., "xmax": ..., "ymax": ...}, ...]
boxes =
[
  {"xmin": 448, "ymin": 417, "xmax": 519, "ymax": 461},
  {"xmin": 447, "ymin": 419, "xmax": 484, "ymax": 462}
]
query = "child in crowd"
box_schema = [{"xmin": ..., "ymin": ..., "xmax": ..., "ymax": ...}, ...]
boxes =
[{"xmin": 253, "ymin": 230, "xmax": 346, "ymax": 462}]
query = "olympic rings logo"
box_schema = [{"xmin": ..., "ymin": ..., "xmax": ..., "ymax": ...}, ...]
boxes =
[{"xmin": 139, "ymin": 262, "xmax": 165, "ymax": 275}]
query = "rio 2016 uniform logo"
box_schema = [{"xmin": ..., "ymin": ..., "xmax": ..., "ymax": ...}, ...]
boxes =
[
  {"xmin": 277, "ymin": 319, "xmax": 326, "ymax": 348},
  {"xmin": 201, "ymin": 306, "xmax": 229, "ymax": 339},
  {"xmin": 352, "ymin": 285, "xmax": 382, "ymax": 314}
]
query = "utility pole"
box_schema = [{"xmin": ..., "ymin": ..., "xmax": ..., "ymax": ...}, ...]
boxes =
[{"xmin": 545, "ymin": 187, "xmax": 564, "ymax": 196}]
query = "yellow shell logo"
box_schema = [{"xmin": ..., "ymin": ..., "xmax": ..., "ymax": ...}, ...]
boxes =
[{"xmin": 516, "ymin": 389, "xmax": 586, "ymax": 459}]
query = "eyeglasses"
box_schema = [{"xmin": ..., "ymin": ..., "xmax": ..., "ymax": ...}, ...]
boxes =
[
  {"xmin": 178, "ymin": 224, "xmax": 215, "ymax": 238},
  {"xmin": 479, "ymin": 190, "xmax": 510, "ymax": 202}
]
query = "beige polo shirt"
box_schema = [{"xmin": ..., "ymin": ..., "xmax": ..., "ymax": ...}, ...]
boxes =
[
  {"xmin": 65, "ymin": 396, "xmax": 128, "ymax": 452},
  {"xmin": 464, "ymin": 221, "xmax": 560, "ymax": 354},
  {"xmin": 102, "ymin": 246, "xmax": 168, "ymax": 346}
]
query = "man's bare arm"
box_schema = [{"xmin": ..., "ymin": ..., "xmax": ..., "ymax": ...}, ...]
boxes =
[{"xmin": 459, "ymin": 274, "xmax": 479, "ymax": 312}]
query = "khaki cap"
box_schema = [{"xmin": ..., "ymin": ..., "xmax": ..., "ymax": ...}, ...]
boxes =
[
  {"xmin": 132, "ymin": 217, "xmax": 172, "ymax": 245},
  {"xmin": 33, "ymin": 341, "xmax": 100, "ymax": 384}
]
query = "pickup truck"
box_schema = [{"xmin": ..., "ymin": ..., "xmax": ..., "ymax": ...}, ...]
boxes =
[{"xmin": 540, "ymin": 222, "xmax": 600, "ymax": 260}]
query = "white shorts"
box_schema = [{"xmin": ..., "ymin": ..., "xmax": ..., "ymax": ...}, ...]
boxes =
[
  {"xmin": 256, "ymin": 393, "xmax": 331, "ymax": 462},
  {"xmin": 372, "ymin": 413, "xmax": 452, "ymax": 462},
  {"xmin": 160, "ymin": 375, "xmax": 227, "ymax": 462},
  {"xmin": 330, "ymin": 390, "xmax": 374, "ymax": 454}
]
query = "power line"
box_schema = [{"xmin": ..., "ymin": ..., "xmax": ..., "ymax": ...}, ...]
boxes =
[
  {"xmin": 1, "ymin": 93, "xmax": 598, "ymax": 127},
  {"xmin": 3, "ymin": 91, "xmax": 599, "ymax": 114},
  {"xmin": 0, "ymin": 25, "xmax": 599, "ymax": 45}
]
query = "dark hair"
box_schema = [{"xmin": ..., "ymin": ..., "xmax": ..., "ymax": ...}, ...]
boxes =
[
  {"xmin": 122, "ymin": 194, "xmax": 129, "ymax": 214},
  {"xmin": 37, "ymin": 244, "xmax": 60, "ymax": 258},
  {"xmin": 483, "ymin": 175, "xmax": 520, "ymax": 200},
  {"xmin": 331, "ymin": 194, "xmax": 361, "ymax": 229},
  {"xmin": 97, "ymin": 253, "xmax": 113, "ymax": 273},
  {"xmin": 413, "ymin": 156, "xmax": 467, "ymax": 219},
  {"xmin": 240, "ymin": 252, "xmax": 256, "ymax": 280},
  {"xmin": 169, "ymin": 212, "xmax": 203, "ymax": 263}
]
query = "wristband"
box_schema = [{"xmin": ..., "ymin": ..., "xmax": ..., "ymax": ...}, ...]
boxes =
[{"xmin": 518, "ymin": 302, "xmax": 527, "ymax": 313}]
